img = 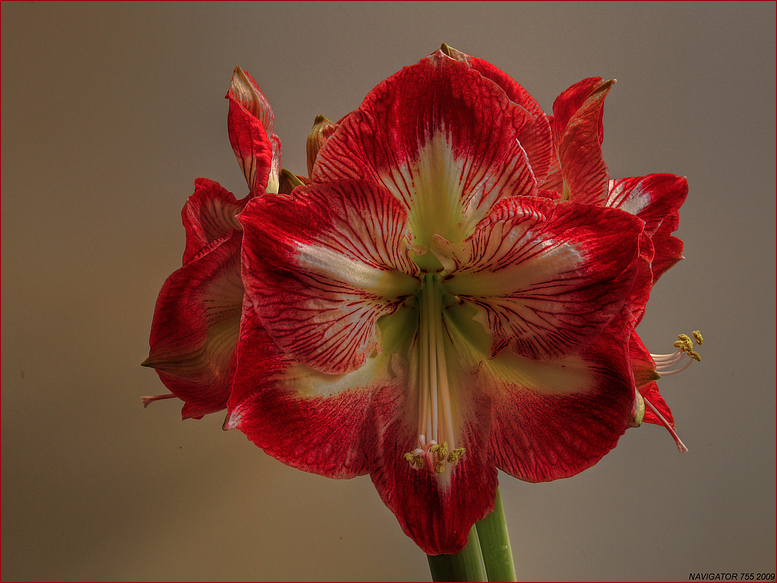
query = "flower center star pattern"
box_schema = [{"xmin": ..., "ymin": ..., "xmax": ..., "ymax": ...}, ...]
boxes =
[{"xmin": 144, "ymin": 45, "xmax": 698, "ymax": 556}]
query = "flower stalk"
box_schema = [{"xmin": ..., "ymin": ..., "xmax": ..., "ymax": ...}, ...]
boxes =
[
  {"xmin": 427, "ymin": 488, "xmax": 516, "ymax": 582},
  {"xmin": 427, "ymin": 525, "xmax": 487, "ymax": 582}
]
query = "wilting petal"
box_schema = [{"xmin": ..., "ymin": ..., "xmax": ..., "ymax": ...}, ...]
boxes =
[
  {"xmin": 443, "ymin": 197, "xmax": 644, "ymax": 360},
  {"xmin": 239, "ymin": 179, "xmax": 420, "ymax": 374},
  {"xmin": 481, "ymin": 314, "xmax": 636, "ymax": 482},
  {"xmin": 227, "ymin": 67, "xmax": 281, "ymax": 194},
  {"xmin": 144, "ymin": 232, "xmax": 243, "ymax": 419},
  {"xmin": 311, "ymin": 49, "xmax": 538, "ymax": 247},
  {"xmin": 182, "ymin": 178, "xmax": 245, "ymax": 265}
]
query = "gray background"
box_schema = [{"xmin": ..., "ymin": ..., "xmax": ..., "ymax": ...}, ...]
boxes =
[{"xmin": 2, "ymin": 2, "xmax": 775, "ymax": 581}]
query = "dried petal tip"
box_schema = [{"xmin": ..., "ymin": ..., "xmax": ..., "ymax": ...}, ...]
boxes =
[
  {"xmin": 439, "ymin": 43, "xmax": 470, "ymax": 64},
  {"xmin": 141, "ymin": 393, "xmax": 177, "ymax": 408}
]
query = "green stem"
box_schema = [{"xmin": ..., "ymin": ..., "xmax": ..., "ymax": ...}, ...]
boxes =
[
  {"xmin": 427, "ymin": 525, "xmax": 487, "ymax": 582},
  {"xmin": 475, "ymin": 488, "xmax": 516, "ymax": 582}
]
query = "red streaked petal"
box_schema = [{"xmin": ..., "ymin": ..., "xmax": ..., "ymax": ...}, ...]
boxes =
[
  {"xmin": 441, "ymin": 45, "xmax": 554, "ymax": 184},
  {"xmin": 370, "ymin": 390, "xmax": 498, "ymax": 555},
  {"xmin": 628, "ymin": 330, "xmax": 661, "ymax": 389},
  {"xmin": 225, "ymin": 305, "xmax": 376, "ymax": 477},
  {"xmin": 556, "ymin": 79, "xmax": 613, "ymax": 204},
  {"xmin": 227, "ymin": 67, "xmax": 281, "ymax": 194},
  {"xmin": 651, "ymin": 216, "xmax": 684, "ymax": 282},
  {"xmin": 551, "ymin": 77, "xmax": 605, "ymax": 149},
  {"xmin": 182, "ymin": 178, "xmax": 245, "ymax": 265},
  {"xmin": 311, "ymin": 49, "xmax": 537, "ymax": 246},
  {"xmin": 143, "ymin": 233, "xmax": 244, "ymax": 419},
  {"xmin": 639, "ymin": 381, "xmax": 677, "ymax": 427},
  {"xmin": 606, "ymin": 174, "xmax": 688, "ymax": 237},
  {"xmin": 444, "ymin": 198, "xmax": 644, "ymax": 360},
  {"xmin": 239, "ymin": 180, "xmax": 420, "ymax": 374},
  {"xmin": 482, "ymin": 314, "xmax": 635, "ymax": 482}
]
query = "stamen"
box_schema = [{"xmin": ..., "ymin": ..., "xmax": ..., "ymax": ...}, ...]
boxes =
[
  {"xmin": 404, "ymin": 274, "xmax": 465, "ymax": 475},
  {"xmin": 650, "ymin": 330, "xmax": 704, "ymax": 376}
]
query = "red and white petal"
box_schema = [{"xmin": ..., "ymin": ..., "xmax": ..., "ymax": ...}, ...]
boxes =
[
  {"xmin": 440, "ymin": 45, "xmax": 554, "ymax": 184},
  {"xmin": 239, "ymin": 180, "xmax": 420, "ymax": 374},
  {"xmin": 648, "ymin": 209, "xmax": 685, "ymax": 283},
  {"xmin": 551, "ymin": 77, "xmax": 605, "ymax": 150},
  {"xmin": 227, "ymin": 67, "xmax": 281, "ymax": 194},
  {"xmin": 369, "ymin": 386, "xmax": 498, "ymax": 555},
  {"xmin": 444, "ymin": 198, "xmax": 644, "ymax": 360},
  {"xmin": 311, "ymin": 49, "xmax": 538, "ymax": 246},
  {"xmin": 481, "ymin": 314, "xmax": 635, "ymax": 482},
  {"xmin": 225, "ymin": 304, "xmax": 385, "ymax": 477},
  {"xmin": 606, "ymin": 174, "xmax": 688, "ymax": 237},
  {"xmin": 143, "ymin": 232, "xmax": 244, "ymax": 419},
  {"xmin": 555, "ymin": 79, "xmax": 613, "ymax": 204},
  {"xmin": 181, "ymin": 178, "xmax": 245, "ymax": 265}
]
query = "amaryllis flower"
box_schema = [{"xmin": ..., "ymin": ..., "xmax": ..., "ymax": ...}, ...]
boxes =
[
  {"xmin": 142, "ymin": 67, "xmax": 281, "ymax": 418},
  {"xmin": 220, "ymin": 45, "xmax": 693, "ymax": 555},
  {"xmin": 144, "ymin": 44, "xmax": 698, "ymax": 557}
]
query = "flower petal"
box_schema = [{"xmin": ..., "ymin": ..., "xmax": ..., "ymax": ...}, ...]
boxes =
[
  {"xmin": 551, "ymin": 77, "xmax": 606, "ymax": 150},
  {"xmin": 143, "ymin": 232, "xmax": 243, "ymax": 419},
  {"xmin": 225, "ymin": 304, "xmax": 379, "ymax": 477},
  {"xmin": 443, "ymin": 197, "xmax": 644, "ymax": 360},
  {"xmin": 440, "ymin": 44, "xmax": 554, "ymax": 183},
  {"xmin": 606, "ymin": 174, "xmax": 688, "ymax": 237},
  {"xmin": 239, "ymin": 180, "xmax": 420, "ymax": 374},
  {"xmin": 650, "ymin": 215, "xmax": 684, "ymax": 282},
  {"xmin": 227, "ymin": 67, "xmax": 281, "ymax": 194},
  {"xmin": 555, "ymin": 79, "xmax": 614, "ymax": 204},
  {"xmin": 311, "ymin": 49, "xmax": 538, "ymax": 246},
  {"xmin": 481, "ymin": 314, "xmax": 636, "ymax": 482},
  {"xmin": 227, "ymin": 301, "xmax": 498, "ymax": 555},
  {"xmin": 181, "ymin": 178, "xmax": 245, "ymax": 265},
  {"xmin": 369, "ymin": 388, "xmax": 498, "ymax": 555}
]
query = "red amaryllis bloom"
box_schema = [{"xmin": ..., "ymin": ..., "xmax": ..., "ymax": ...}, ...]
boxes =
[
  {"xmin": 219, "ymin": 46, "xmax": 692, "ymax": 555},
  {"xmin": 142, "ymin": 67, "xmax": 280, "ymax": 418}
]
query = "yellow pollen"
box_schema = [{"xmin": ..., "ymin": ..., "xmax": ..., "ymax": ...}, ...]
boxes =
[
  {"xmin": 447, "ymin": 448, "xmax": 465, "ymax": 463},
  {"xmin": 651, "ymin": 329, "xmax": 704, "ymax": 375}
]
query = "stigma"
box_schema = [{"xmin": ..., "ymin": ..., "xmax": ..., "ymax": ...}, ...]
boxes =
[{"xmin": 403, "ymin": 274, "xmax": 465, "ymax": 475}]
